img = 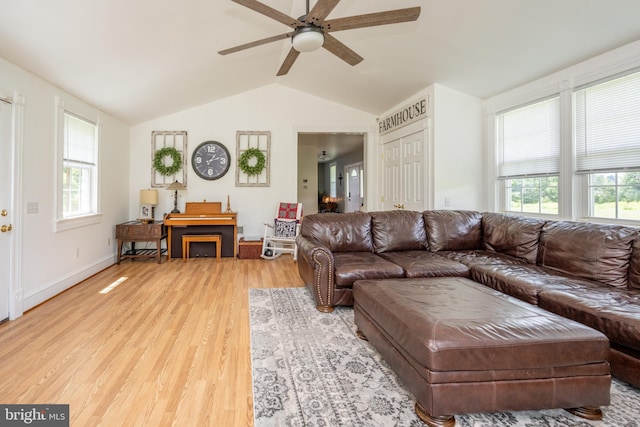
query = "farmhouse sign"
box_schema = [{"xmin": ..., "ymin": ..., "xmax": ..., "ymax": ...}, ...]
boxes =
[{"xmin": 378, "ymin": 96, "xmax": 428, "ymax": 135}]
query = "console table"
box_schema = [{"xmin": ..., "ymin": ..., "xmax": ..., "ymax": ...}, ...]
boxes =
[{"xmin": 115, "ymin": 221, "xmax": 167, "ymax": 264}]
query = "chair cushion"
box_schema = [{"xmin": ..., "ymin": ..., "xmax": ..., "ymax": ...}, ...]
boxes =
[
  {"xmin": 333, "ymin": 252, "xmax": 404, "ymax": 287},
  {"xmin": 278, "ymin": 202, "xmax": 302, "ymax": 219},
  {"xmin": 482, "ymin": 212, "xmax": 546, "ymax": 264},
  {"xmin": 537, "ymin": 221, "xmax": 636, "ymax": 288},
  {"xmin": 470, "ymin": 263, "xmax": 599, "ymax": 305},
  {"xmin": 538, "ymin": 287, "xmax": 640, "ymax": 352},
  {"xmin": 630, "ymin": 236, "xmax": 640, "ymax": 290},
  {"xmin": 378, "ymin": 251, "xmax": 469, "ymax": 278},
  {"xmin": 370, "ymin": 210, "xmax": 427, "ymax": 253},
  {"xmin": 424, "ymin": 210, "xmax": 483, "ymax": 252},
  {"xmin": 300, "ymin": 212, "xmax": 374, "ymax": 252}
]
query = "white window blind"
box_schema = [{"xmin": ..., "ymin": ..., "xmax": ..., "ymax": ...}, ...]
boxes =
[
  {"xmin": 64, "ymin": 113, "xmax": 96, "ymax": 165},
  {"xmin": 575, "ymin": 70, "xmax": 640, "ymax": 173},
  {"xmin": 497, "ymin": 96, "xmax": 560, "ymax": 178}
]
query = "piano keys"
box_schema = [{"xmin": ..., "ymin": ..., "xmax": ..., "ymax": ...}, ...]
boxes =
[{"xmin": 164, "ymin": 202, "xmax": 237, "ymax": 258}]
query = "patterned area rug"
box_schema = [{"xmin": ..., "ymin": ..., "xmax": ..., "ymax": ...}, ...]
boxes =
[{"xmin": 249, "ymin": 287, "xmax": 640, "ymax": 427}]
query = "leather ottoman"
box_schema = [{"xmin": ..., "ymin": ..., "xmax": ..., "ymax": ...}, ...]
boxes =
[{"xmin": 353, "ymin": 277, "xmax": 611, "ymax": 427}]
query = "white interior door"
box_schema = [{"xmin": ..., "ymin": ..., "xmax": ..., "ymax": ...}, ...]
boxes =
[
  {"xmin": 383, "ymin": 139, "xmax": 401, "ymax": 210},
  {"xmin": 345, "ymin": 162, "xmax": 362, "ymax": 212},
  {"xmin": 383, "ymin": 129, "xmax": 425, "ymax": 211},
  {"xmin": 0, "ymin": 99, "xmax": 12, "ymax": 322},
  {"xmin": 401, "ymin": 130, "xmax": 425, "ymax": 211}
]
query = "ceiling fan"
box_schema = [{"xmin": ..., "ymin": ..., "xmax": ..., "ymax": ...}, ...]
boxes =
[{"xmin": 218, "ymin": 0, "xmax": 421, "ymax": 76}]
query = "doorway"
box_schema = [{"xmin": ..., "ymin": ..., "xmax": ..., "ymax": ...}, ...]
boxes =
[{"xmin": 297, "ymin": 132, "xmax": 364, "ymax": 214}]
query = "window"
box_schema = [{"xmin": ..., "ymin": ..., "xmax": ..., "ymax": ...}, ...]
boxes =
[
  {"xmin": 329, "ymin": 163, "xmax": 337, "ymax": 197},
  {"xmin": 575, "ymin": 70, "xmax": 640, "ymax": 221},
  {"xmin": 63, "ymin": 113, "xmax": 97, "ymax": 217},
  {"xmin": 496, "ymin": 96, "xmax": 560, "ymax": 214},
  {"xmin": 55, "ymin": 97, "xmax": 101, "ymax": 231},
  {"xmin": 587, "ymin": 172, "xmax": 640, "ymax": 221},
  {"xmin": 506, "ymin": 176, "xmax": 558, "ymax": 214}
]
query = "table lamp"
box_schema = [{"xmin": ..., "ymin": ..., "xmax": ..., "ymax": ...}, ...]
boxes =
[
  {"xmin": 139, "ymin": 189, "xmax": 158, "ymax": 221},
  {"xmin": 166, "ymin": 181, "xmax": 186, "ymax": 213}
]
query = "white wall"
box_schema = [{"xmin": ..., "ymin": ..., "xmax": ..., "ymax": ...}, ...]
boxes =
[
  {"xmin": 375, "ymin": 84, "xmax": 484, "ymax": 212},
  {"xmin": 297, "ymin": 145, "xmax": 318, "ymax": 214},
  {"xmin": 430, "ymin": 84, "xmax": 485, "ymax": 210},
  {"xmin": 129, "ymin": 84, "xmax": 375, "ymax": 237},
  {"xmin": 0, "ymin": 57, "xmax": 130, "ymax": 315}
]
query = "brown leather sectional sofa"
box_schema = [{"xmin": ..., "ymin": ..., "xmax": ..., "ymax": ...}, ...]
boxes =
[{"xmin": 296, "ymin": 209, "xmax": 640, "ymax": 387}]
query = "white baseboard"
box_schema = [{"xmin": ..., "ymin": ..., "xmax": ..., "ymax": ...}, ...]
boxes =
[{"xmin": 22, "ymin": 255, "xmax": 116, "ymax": 313}]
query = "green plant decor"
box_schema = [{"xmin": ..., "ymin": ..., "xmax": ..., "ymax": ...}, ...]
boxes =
[
  {"xmin": 238, "ymin": 147, "xmax": 266, "ymax": 176},
  {"xmin": 153, "ymin": 147, "xmax": 182, "ymax": 176}
]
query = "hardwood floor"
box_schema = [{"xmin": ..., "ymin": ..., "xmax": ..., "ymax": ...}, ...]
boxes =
[{"xmin": 0, "ymin": 256, "xmax": 304, "ymax": 426}]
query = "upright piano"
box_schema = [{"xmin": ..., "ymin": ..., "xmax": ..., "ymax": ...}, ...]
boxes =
[{"xmin": 164, "ymin": 201, "xmax": 237, "ymax": 258}]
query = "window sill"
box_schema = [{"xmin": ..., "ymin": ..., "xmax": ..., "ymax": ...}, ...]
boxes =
[{"xmin": 54, "ymin": 212, "xmax": 103, "ymax": 232}]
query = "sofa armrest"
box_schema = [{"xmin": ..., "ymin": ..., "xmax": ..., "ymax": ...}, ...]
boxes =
[{"xmin": 296, "ymin": 235, "xmax": 336, "ymax": 312}]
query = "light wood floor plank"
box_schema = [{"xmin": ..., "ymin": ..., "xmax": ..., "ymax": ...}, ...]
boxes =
[{"xmin": 0, "ymin": 256, "xmax": 304, "ymax": 426}]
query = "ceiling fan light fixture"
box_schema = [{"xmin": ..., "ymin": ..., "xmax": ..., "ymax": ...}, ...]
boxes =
[{"xmin": 292, "ymin": 26, "xmax": 324, "ymax": 52}]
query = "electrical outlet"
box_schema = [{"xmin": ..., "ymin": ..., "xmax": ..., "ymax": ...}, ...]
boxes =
[
  {"xmin": 75, "ymin": 248, "xmax": 80, "ymax": 258},
  {"xmin": 444, "ymin": 197, "xmax": 451, "ymax": 207},
  {"xmin": 107, "ymin": 237, "xmax": 111, "ymax": 246}
]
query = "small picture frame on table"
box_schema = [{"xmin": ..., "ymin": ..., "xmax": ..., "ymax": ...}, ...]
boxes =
[{"xmin": 138, "ymin": 205, "xmax": 153, "ymax": 223}]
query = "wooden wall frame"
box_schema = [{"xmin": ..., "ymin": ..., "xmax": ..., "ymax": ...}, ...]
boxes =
[
  {"xmin": 151, "ymin": 131, "xmax": 187, "ymax": 188},
  {"xmin": 236, "ymin": 131, "xmax": 270, "ymax": 187}
]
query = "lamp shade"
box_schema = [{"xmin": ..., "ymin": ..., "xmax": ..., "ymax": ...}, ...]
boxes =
[
  {"xmin": 292, "ymin": 27, "xmax": 324, "ymax": 52},
  {"xmin": 166, "ymin": 181, "xmax": 187, "ymax": 191},
  {"xmin": 140, "ymin": 189, "xmax": 158, "ymax": 205}
]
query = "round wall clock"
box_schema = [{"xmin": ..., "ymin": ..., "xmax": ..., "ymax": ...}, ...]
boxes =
[{"xmin": 191, "ymin": 141, "xmax": 230, "ymax": 180}]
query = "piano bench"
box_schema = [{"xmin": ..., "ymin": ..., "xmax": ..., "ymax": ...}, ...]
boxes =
[{"xmin": 182, "ymin": 234, "xmax": 222, "ymax": 262}]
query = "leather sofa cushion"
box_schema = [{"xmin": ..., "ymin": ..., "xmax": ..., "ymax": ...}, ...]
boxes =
[
  {"xmin": 333, "ymin": 252, "xmax": 404, "ymax": 287},
  {"xmin": 537, "ymin": 221, "xmax": 636, "ymax": 288},
  {"xmin": 630, "ymin": 236, "xmax": 640, "ymax": 290},
  {"xmin": 378, "ymin": 251, "xmax": 469, "ymax": 278},
  {"xmin": 370, "ymin": 210, "xmax": 427, "ymax": 253},
  {"xmin": 424, "ymin": 210, "xmax": 483, "ymax": 252},
  {"xmin": 482, "ymin": 212, "xmax": 546, "ymax": 264},
  {"xmin": 439, "ymin": 249, "xmax": 526, "ymax": 267},
  {"xmin": 300, "ymin": 212, "xmax": 374, "ymax": 252},
  {"xmin": 538, "ymin": 287, "xmax": 640, "ymax": 352},
  {"xmin": 470, "ymin": 263, "xmax": 599, "ymax": 305}
]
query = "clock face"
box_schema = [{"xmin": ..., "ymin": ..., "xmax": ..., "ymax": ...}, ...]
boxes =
[{"xmin": 191, "ymin": 141, "xmax": 231, "ymax": 180}]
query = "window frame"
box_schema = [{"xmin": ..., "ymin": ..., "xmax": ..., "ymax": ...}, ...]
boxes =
[
  {"xmin": 495, "ymin": 95, "xmax": 562, "ymax": 217},
  {"xmin": 329, "ymin": 162, "xmax": 337, "ymax": 198},
  {"xmin": 573, "ymin": 69, "xmax": 640, "ymax": 224},
  {"xmin": 54, "ymin": 96, "xmax": 102, "ymax": 232}
]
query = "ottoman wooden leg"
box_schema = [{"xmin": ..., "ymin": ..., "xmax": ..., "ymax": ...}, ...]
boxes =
[
  {"xmin": 565, "ymin": 406, "xmax": 603, "ymax": 420},
  {"xmin": 355, "ymin": 329, "xmax": 368, "ymax": 341},
  {"xmin": 415, "ymin": 403, "xmax": 455, "ymax": 427}
]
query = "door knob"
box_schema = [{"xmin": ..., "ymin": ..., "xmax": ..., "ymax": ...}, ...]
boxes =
[
  {"xmin": 1, "ymin": 224, "xmax": 12, "ymax": 232},
  {"xmin": 1, "ymin": 209, "xmax": 7, "ymax": 216}
]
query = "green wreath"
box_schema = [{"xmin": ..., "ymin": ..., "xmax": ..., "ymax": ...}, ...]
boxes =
[
  {"xmin": 153, "ymin": 147, "xmax": 182, "ymax": 176},
  {"xmin": 238, "ymin": 148, "xmax": 266, "ymax": 176}
]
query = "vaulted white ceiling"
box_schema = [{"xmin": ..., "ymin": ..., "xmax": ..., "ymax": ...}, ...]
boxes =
[{"xmin": 1, "ymin": 0, "xmax": 640, "ymax": 125}]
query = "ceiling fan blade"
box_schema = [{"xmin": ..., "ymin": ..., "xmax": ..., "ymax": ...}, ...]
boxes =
[
  {"xmin": 307, "ymin": 0, "xmax": 340, "ymax": 25},
  {"xmin": 322, "ymin": 33, "xmax": 363, "ymax": 66},
  {"xmin": 322, "ymin": 6, "xmax": 421, "ymax": 32},
  {"xmin": 276, "ymin": 48, "xmax": 301, "ymax": 76},
  {"xmin": 218, "ymin": 32, "xmax": 293, "ymax": 55},
  {"xmin": 232, "ymin": 0, "xmax": 303, "ymax": 28}
]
